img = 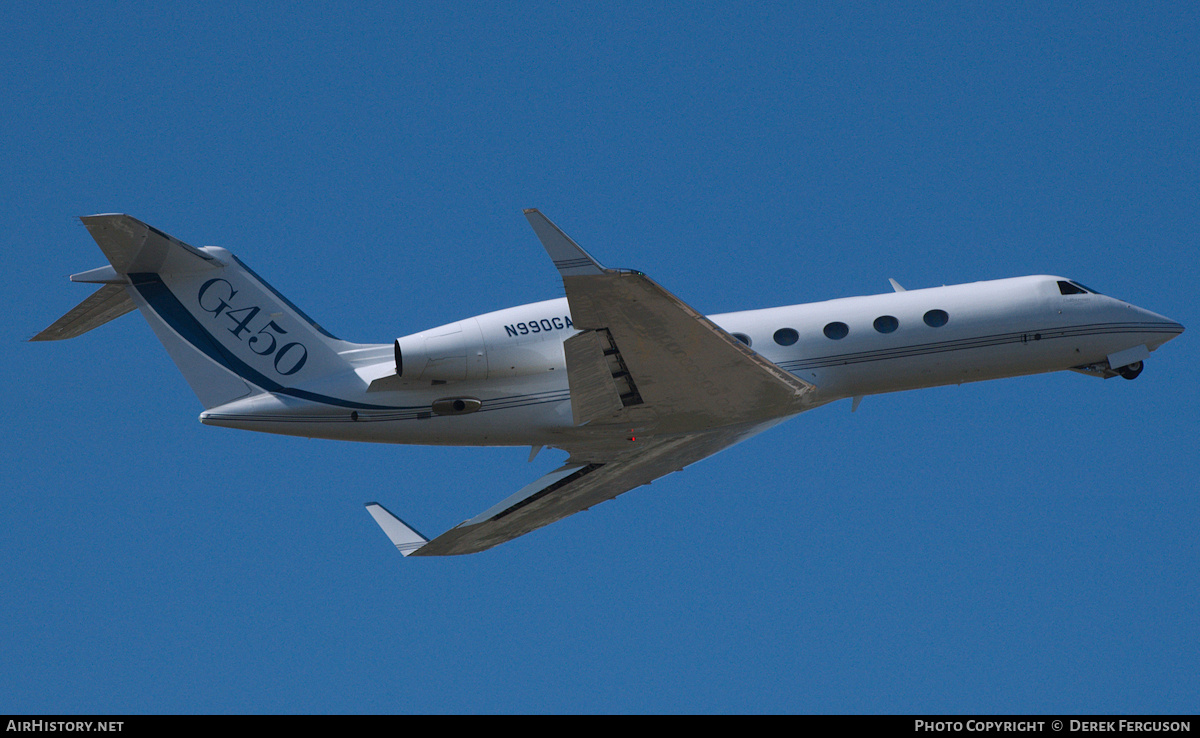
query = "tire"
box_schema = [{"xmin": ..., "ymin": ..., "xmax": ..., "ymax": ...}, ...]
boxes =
[{"xmin": 1118, "ymin": 361, "xmax": 1144, "ymax": 380}]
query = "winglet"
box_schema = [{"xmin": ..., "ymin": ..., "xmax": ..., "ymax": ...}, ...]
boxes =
[
  {"xmin": 523, "ymin": 209, "xmax": 607, "ymax": 276},
  {"xmin": 364, "ymin": 502, "xmax": 429, "ymax": 556}
]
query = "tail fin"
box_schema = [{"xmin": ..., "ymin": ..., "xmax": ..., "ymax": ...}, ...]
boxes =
[{"xmin": 38, "ymin": 214, "xmax": 373, "ymax": 409}]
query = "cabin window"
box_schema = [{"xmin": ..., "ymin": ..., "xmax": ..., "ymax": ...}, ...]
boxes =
[
  {"xmin": 823, "ymin": 322, "xmax": 849, "ymax": 340},
  {"xmin": 923, "ymin": 309, "xmax": 949, "ymax": 328},
  {"xmin": 1058, "ymin": 281, "xmax": 1087, "ymax": 295},
  {"xmin": 873, "ymin": 315, "xmax": 899, "ymax": 334},
  {"xmin": 732, "ymin": 332, "xmax": 752, "ymax": 347},
  {"xmin": 773, "ymin": 328, "xmax": 799, "ymax": 346}
]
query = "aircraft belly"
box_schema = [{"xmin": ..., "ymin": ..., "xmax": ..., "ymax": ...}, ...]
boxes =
[
  {"xmin": 200, "ymin": 375, "xmax": 575, "ymax": 446},
  {"xmin": 808, "ymin": 325, "xmax": 1130, "ymax": 397}
]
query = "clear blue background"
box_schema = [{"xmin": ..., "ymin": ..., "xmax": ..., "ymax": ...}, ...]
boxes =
[{"xmin": 3, "ymin": 2, "xmax": 1196, "ymax": 713}]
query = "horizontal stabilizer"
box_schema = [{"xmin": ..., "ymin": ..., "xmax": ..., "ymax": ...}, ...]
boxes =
[
  {"xmin": 31, "ymin": 284, "xmax": 135, "ymax": 341},
  {"xmin": 80, "ymin": 214, "xmax": 220, "ymax": 275},
  {"xmin": 364, "ymin": 503, "xmax": 429, "ymax": 556},
  {"xmin": 33, "ymin": 213, "xmax": 222, "ymax": 342}
]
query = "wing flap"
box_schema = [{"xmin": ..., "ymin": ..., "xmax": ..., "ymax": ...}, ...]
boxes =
[{"xmin": 562, "ymin": 330, "xmax": 627, "ymax": 425}]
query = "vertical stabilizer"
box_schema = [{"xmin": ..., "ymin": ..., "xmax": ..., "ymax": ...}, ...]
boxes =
[{"xmin": 39, "ymin": 214, "xmax": 375, "ymax": 410}]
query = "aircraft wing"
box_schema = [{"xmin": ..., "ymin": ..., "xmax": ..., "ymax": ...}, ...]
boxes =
[
  {"xmin": 367, "ymin": 417, "xmax": 788, "ymax": 556},
  {"xmin": 526, "ymin": 208, "xmax": 814, "ymax": 434},
  {"xmin": 365, "ymin": 210, "xmax": 817, "ymax": 556}
]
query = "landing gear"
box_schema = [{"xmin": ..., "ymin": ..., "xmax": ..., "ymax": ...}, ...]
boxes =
[{"xmin": 1118, "ymin": 361, "xmax": 1144, "ymax": 380}]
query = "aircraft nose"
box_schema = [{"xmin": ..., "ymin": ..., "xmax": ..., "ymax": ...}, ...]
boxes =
[
  {"xmin": 1136, "ymin": 306, "xmax": 1184, "ymax": 348},
  {"xmin": 1151, "ymin": 309, "xmax": 1183, "ymax": 336}
]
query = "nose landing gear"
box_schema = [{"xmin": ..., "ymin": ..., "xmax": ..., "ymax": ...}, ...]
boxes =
[{"xmin": 1118, "ymin": 361, "xmax": 1144, "ymax": 380}]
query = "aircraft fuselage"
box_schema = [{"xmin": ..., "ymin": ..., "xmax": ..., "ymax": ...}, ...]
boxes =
[{"xmin": 199, "ymin": 274, "xmax": 1183, "ymax": 446}]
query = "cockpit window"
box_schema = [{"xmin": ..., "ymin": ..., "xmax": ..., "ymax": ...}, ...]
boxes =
[{"xmin": 1058, "ymin": 280, "xmax": 1102, "ymax": 296}]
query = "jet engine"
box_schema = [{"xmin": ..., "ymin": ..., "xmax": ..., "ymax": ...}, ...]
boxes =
[
  {"xmin": 393, "ymin": 310, "xmax": 570, "ymax": 383},
  {"xmin": 394, "ymin": 319, "xmax": 488, "ymax": 382}
]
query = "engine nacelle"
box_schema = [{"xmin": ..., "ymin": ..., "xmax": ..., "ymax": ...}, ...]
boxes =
[
  {"xmin": 393, "ymin": 303, "xmax": 572, "ymax": 383},
  {"xmin": 394, "ymin": 318, "xmax": 488, "ymax": 382}
]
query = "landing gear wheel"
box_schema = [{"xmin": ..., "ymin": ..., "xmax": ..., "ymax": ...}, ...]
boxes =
[{"xmin": 1118, "ymin": 361, "xmax": 1144, "ymax": 380}]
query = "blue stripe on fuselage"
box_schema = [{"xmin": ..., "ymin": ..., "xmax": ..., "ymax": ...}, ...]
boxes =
[{"xmin": 128, "ymin": 274, "xmax": 411, "ymax": 411}]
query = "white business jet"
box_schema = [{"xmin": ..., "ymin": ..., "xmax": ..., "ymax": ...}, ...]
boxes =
[{"xmin": 35, "ymin": 211, "xmax": 1183, "ymax": 556}]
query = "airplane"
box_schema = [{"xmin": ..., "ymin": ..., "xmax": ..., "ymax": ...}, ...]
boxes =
[{"xmin": 34, "ymin": 210, "xmax": 1184, "ymax": 556}]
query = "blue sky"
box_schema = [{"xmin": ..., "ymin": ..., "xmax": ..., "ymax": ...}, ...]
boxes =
[{"xmin": 3, "ymin": 2, "xmax": 1197, "ymax": 713}]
